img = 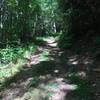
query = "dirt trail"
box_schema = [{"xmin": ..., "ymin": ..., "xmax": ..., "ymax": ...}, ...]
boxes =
[{"xmin": 0, "ymin": 37, "xmax": 77, "ymax": 100}]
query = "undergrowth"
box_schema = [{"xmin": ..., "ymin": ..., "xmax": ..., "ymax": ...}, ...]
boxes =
[
  {"xmin": 0, "ymin": 44, "xmax": 37, "ymax": 64},
  {"xmin": 0, "ymin": 44, "xmax": 37, "ymax": 89},
  {"xmin": 69, "ymin": 74, "xmax": 92, "ymax": 100}
]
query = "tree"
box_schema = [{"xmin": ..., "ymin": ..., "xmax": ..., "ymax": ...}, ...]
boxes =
[
  {"xmin": 0, "ymin": 0, "xmax": 42, "ymax": 47},
  {"xmin": 58, "ymin": 0, "xmax": 100, "ymax": 50},
  {"xmin": 40, "ymin": 0, "xmax": 60, "ymax": 35}
]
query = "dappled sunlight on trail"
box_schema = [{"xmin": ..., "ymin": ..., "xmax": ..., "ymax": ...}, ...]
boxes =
[{"xmin": 0, "ymin": 37, "xmax": 91, "ymax": 100}]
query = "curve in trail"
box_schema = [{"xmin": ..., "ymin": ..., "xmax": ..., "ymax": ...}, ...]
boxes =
[{"xmin": 0, "ymin": 37, "xmax": 77, "ymax": 100}]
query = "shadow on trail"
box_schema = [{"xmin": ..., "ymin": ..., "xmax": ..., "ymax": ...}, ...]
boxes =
[
  {"xmin": 0, "ymin": 53, "xmax": 92, "ymax": 100},
  {"xmin": 0, "ymin": 37, "xmax": 95, "ymax": 100},
  {"xmin": 0, "ymin": 60, "xmax": 60, "ymax": 88},
  {"xmin": 0, "ymin": 60, "xmax": 78, "ymax": 100}
]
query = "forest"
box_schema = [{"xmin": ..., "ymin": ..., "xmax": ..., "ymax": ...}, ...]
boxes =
[{"xmin": 0, "ymin": 0, "xmax": 100, "ymax": 100}]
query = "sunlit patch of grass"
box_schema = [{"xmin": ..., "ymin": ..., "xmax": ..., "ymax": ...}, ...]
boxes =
[
  {"xmin": 36, "ymin": 37, "xmax": 46, "ymax": 41},
  {"xmin": 0, "ymin": 44, "xmax": 37, "ymax": 64},
  {"xmin": 39, "ymin": 51, "xmax": 51, "ymax": 62},
  {"xmin": 0, "ymin": 59, "xmax": 26, "ymax": 88},
  {"xmin": 0, "ymin": 44, "xmax": 37, "ymax": 89}
]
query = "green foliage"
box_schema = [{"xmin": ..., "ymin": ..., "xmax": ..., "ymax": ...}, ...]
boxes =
[
  {"xmin": 0, "ymin": 0, "xmax": 61, "ymax": 47},
  {"xmin": 29, "ymin": 76, "xmax": 39, "ymax": 87},
  {"xmin": 39, "ymin": 0, "xmax": 61, "ymax": 35},
  {"xmin": 0, "ymin": 47, "xmax": 23, "ymax": 64},
  {"xmin": 0, "ymin": 0, "xmax": 42, "ymax": 45},
  {"xmin": 69, "ymin": 75, "xmax": 92, "ymax": 100},
  {"xmin": 58, "ymin": 32, "xmax": 73, "ymax": 49},
  {"xmin": 58, "ymin": 0, "xmax": 100, "ymax": 50},
  {"xmin": 0, "ymin": 44, "xmax": 37, "ymax": 90},
  {"xmin": 0, "ymin": 44, "xmax": 37, "ymax": 64},
  {"xmin": 40, "ymin": 51, "xmax": 50, "ymax": 61}
]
